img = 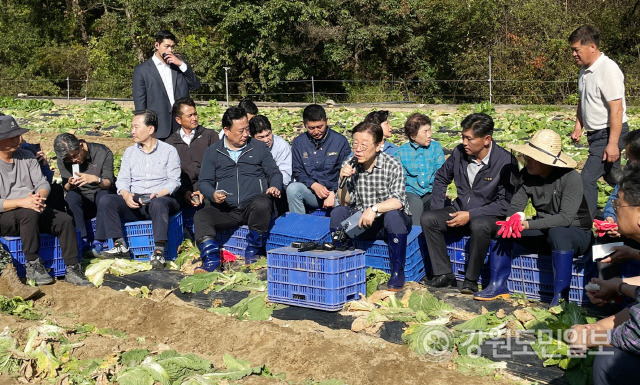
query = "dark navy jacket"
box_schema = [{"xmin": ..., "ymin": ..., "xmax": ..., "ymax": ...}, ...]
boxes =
[
  {"xmin": 291, "ymin": 128, "xmax": 350, "ymax": 192},
  {"xmin": 430, "ymin": 141, "xmax": 519, "ymax": 218},
  {"xmin": 198, "ymin": 137, "xmax": 283, "ymax": 208}
]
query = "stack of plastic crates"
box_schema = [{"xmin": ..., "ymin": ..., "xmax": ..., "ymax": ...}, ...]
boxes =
[
  {"xmin": 267, "ymin": 246, "xmax": 366, "ymax": 311},
  {"xmin": 506, "ymin": 244, "xmax": 595, "ymax": 305},
  {"xmin": 1, "ymin": 231, "xmax": 82, "ymax": 278},
  {"xmin": 217, "ymin": 226, "xmax": 250, "ymax": 256},
  {"xmin": 353, "ymin": 226, "xmax": 427, "ymax": 281},
  {"xmin": 266, "ymin": 213, "xmax": 332, "ymax": 251},
  {"xmin": 443, "ymin": 235, "xmax": 492, "ymax": 284},
  {"xmin": 106, "ymin": 212, "xmax": 184, "ymax": 261}
]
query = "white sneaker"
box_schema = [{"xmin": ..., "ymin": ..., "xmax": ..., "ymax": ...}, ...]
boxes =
[{"xmin": 99, "ymin": 243, "xmax": 130, "ymax": 259}]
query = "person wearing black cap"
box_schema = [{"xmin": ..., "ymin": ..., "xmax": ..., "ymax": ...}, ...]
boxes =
[{"xmin": 0, "ymin": 115, "xmax": 90, "ymax": 286}]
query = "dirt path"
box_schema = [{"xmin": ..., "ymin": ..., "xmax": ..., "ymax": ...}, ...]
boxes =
[{"xmin": 10, "ymin": 282, "xmax": 512, "ymax": 385}]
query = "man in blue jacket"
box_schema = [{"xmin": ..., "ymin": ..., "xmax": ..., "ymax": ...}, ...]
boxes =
[
  {"xmin": 421, "ymin": 113, "xmax": 518, "ymax": 294},
  {"xmin": 287, "ymin": 104, "xmax": 350, "ymax": 213},
  {"xmin": 193, "ymin": 107, "xmax": 283, "ymax": 272}
]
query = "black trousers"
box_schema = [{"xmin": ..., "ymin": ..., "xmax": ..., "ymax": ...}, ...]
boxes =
[
  {"xmin": 514, "ymin": 227, "xmax": 592, "ymax": 256},
  {"xmin": 65, "ymin": 189, "xmax": 111, "ymax": 238},
  {"xmin": 583, "ymin": 124, "xmax": 629, "ymax": 218},
  {"xmin": 421, "ymin": 206, "xmax": 499, "ymax": 281},
  {"xmin": 330, "ymin": 205, "xmax": 411, "ymax": 239},
  {"xmin": 194, "ymin": 194, "xmax": 273, "ymax": 241},
  {"xmin": 95, "ymin": 194, "xmax": 180, "ymax": 242},
  {"xmin": 0, "ymin": 208, "xmax": 78, "ymax": 265}
]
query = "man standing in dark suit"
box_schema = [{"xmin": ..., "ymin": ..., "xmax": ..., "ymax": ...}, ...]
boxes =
[{"xmin": 133, "ymin": 30, "xmax": 201, "ymax": 140}]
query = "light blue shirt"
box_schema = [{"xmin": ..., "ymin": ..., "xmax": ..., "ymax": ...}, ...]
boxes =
[
  {"xmin": 383, "ymin": 141, "xmax": 398, "ymax": 156},
  {"xmin": 223, "ymin": 139, "xmax": 247, "ymax": 163},
  {"xmin": 395, "ymin": 140, "xmax": 445, "ymax": 196},
  {"xmin": 116, "ymin": 140, "xmax": 181, "ymax": 195},
  {"xmin": 271, "ymin": 134, "xmax": 292, "ymax": 186}
]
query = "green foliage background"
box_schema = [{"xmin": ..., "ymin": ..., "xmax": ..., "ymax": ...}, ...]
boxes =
[{"xmin": 2, "ymin": 0, "xmax": 640, "ymax": 103}]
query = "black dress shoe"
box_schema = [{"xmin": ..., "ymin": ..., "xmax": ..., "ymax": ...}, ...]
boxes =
[
  {"xmin": 460, "ymin": 279, "xmax": 478, "ymax": 295},
  {"xmin": 427, "ymin": 274, "xmax": 456, "ymax": 288}
]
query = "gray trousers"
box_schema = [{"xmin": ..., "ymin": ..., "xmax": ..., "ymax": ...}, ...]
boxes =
[{"xmin": 593, "ymin": 346, "xmax": 640, "ymax": 385}]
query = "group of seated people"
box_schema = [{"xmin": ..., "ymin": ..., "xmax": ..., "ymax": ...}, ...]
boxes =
[
  {"xmin": 2, "ymin": 100, "xmax": 640, "ymax": 381},
  {"xmin": 0, "ymin": 100, "xmax": 636, "ymax": 297}
]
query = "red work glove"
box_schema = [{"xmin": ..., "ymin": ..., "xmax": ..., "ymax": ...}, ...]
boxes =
[
  {"xmin": 221, "ymin": 249, "xmax": 238, "ymax": 263},
  {"xmin": 512, "ymin": 217, "xmax": 523, "ymax": 238},
  {"xmin": 497, "ymin": 212, "xmax": 524, "ymax": 239},
  {"xmin": 593, "ymin": 219, "xmax": 618, "ymax": 237},
  {"xmin": 496, "ymin": 219, "xmax": 509, "ymax": 237}
]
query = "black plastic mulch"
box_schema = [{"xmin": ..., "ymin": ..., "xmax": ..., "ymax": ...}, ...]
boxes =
[{"xmin": 101, "ymin": 270, "xmax": 607, "ymax": 384}]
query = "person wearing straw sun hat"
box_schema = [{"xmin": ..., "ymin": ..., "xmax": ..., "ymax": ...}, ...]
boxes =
[{"xmin": 474, "ymin": 129, "xmax": 592, "ymax": 305}]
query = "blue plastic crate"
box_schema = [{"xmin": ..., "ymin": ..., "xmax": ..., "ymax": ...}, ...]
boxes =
[
  {"xmin": 266, "ymin": 213, "xmax": 331, "ymax": 251},
  {"xmin": 268, "ymin": 282, "xmax": 365, "ymax": 311},
  {"xmin": 444, "ymin": 235, "xmax": 491, "ymax": 284},
  {"xmin": 106, "ymin": 212, "xmax": 183, "ymax": 261},
  {"xmin": 268, "ymin": 247, "xmax": 365, "ymax": 273},
  {"xmin": 1, "ymin": 232, "xmax": 82, "ymax": 278},
  {"xmin": 84, "ymin": 218, "xmax": 109, "ymax": 250},
  {"xmin": 267, "ymin": 247, "xmax": 366, "ymax": 311},
  {"xmin": 181, "ymin": 207, "xmax": 199, "ymax": 239},
  {"xmin": 354, "ymin": 226, "xmax": 427, "ymax": 282},
  {"xmin": 506, "ymin": 249, "xmax": 595, "ymax": 305},
  {"xmin": 307, "ymin": 208, "xmax": 332, "ymax": 217}
]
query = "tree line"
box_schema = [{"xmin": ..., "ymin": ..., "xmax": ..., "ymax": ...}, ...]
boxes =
[{"xmin": 1, "ymin": 0, "xmax": 639, "ymax": 104}]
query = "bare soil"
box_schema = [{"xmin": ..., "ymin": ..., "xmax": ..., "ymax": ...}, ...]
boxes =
[{"xmin": 1, "ymin": 281, "xmax": 514, "ymax": 384}]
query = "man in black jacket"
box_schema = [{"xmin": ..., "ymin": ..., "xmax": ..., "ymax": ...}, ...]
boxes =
[
  {"xmin": 421, "ymin": 113, "xmax": 518, "ymax": 294},
  {"xmin": 165, "ymin": 98, "xmax": 219, "ymax": 208},
  {"xmin": 193, "ymin": 107, "xmax": 283, "ymax": 272},
  {"xmin": 132, "ymin": 30, "xmax": 201, "ymax": 140}
]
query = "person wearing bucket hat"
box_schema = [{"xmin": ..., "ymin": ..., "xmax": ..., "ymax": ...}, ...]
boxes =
[
  {"xmin": 0, "ymin": 115, "xmax": 91, "ymax": 287},
  {"xmin": 474, "ymin": 129, "xmax": 592, "ymax": 305}
]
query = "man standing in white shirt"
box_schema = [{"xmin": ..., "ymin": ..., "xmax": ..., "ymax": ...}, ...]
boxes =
[
  {"xmin": 569, "ymin": 25, "xmax": 629, "ymax": 219},
  {"xmin": 133, "ymin": 30, "xmax": 201, "ymax": 140}
]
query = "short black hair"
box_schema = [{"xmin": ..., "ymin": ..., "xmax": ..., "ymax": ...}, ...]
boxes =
[
  {"xmin": 461, "ymin": 113, "xmax": 494, "ymax": 138},
  {"xmin": 403, "ymin": 113, "xmax": 432, "ymax": 139},
  {"xmin": 53, "ymin": 133, "xmax": 82, "ymax": 158},
  {"xmin": 238, "ymin": 99, "xmax": 258, "ymax": 115},
  {"xmin": 249, "ymin": 115, "xmax": 272, "ymax": 136},
  {"xmin": 156, "ymin": 30, "xmax": 176, "ymax": 44},
  {"xmin": 625, "ymin": 130, "xmax": 640, "ymax": 160},
  {"xmin": 303, "ymin": 104, "xmax": 327, "ymax": 124},
  {"xmin": 620, "ymin": 162, "xmax": 640, "ymax": 206},
  {"xmin": 222, "ymin": 106, "xmax": 247, "ymax": 129},
  {"xmin": 352, "ymin": 121, "xmax": 383, "ymax": 144},
  {"xmin": 133, "ymin": 109, "xmax": 158, "ymax": 132},
  {"xmin": 568, "ymin": 25, "xmax": 600, "ymax": 48},
  {"xmin": 172, "ymin": 97, "xmax": 196, "ymax": 118},
  {"xmin": 364, "ymin": 110, "xmax": 389, "ymax": 126}
]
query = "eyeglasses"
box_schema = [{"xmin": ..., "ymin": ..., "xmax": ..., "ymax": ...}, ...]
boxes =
[
  {"xmin": 611, "ymin": 198, "xmax": 640, "ymax": 215},
  {"xmin": 64, "ymin": 149, "xmax": 82, "ymax": 163},
  {"xmin": 352, "ymin": 142, "xmax": 371, "ymax": 151}
]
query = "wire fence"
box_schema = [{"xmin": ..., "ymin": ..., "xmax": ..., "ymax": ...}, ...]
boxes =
[{"xmin": 2, "ymin": 76, "xmax": 640, "ymax": 105}]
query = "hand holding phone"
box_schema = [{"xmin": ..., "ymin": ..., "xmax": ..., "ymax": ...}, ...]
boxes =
[{"xmin": 133, "ymin": 193, "xmax": 153, "ymax": 205}]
